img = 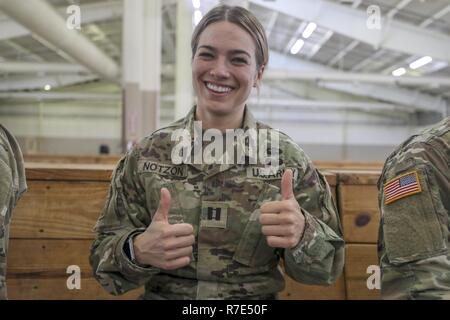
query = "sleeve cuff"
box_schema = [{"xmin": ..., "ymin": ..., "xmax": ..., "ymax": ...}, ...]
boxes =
[
  {"xmin": 287, "ymin": 210, "xmax": 319, "ymax": 264},
  {"xmin": 114, "ymin": 229, "xmax": 161, "ymax": 278}
]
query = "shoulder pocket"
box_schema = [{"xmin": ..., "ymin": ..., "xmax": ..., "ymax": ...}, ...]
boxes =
[{"xmin": 381, "ymin": 164, "xmax": 447, "ymax": 264}]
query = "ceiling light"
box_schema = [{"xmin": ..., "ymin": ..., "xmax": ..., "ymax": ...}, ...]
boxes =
[
  {"xmin": 392, "ymin": 67, "xmax": 406, "ymax": 77},
  {"xmin": 290, "ymin": 39, "xmax": 305, "ymax": 55},
  {"xmin": 193, "ymin": 10, "xmax": 202, "ymax": 26},
  {"xmin": 302, "ymin": 22, "xmax": 317, "ymax": 39},
  {"xmin": 192, "ymin": 0, "xmax": 200, "ymax": 9},
  {"xmin": 409, "ymin": 56, "xmax": 432, "ymax": 70}
]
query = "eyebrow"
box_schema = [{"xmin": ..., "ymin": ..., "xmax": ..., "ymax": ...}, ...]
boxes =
[{"xmin": 198, "ymin": 45, "xmax": 251, "ymax": 58}]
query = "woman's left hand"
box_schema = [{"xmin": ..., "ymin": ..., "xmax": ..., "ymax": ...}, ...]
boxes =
[{"xmin": 259, "ymin": 169, "xmax": 306, "ymax": 249}]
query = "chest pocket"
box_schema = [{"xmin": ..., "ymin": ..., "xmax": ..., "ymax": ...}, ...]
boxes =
[
  {"xmin": 233, "ymin": 181, "xmax": 281, "ymax": 268},
  {"xmin": 144, "ymin": 173, "xmax": 200, "ymax": 226}
]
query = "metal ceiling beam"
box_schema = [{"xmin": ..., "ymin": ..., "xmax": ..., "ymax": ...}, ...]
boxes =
[
  {"xmin": 265, "ymin": 70, "xmax": 450, "ymax": 87},
  {"xmin": 327, "ymin": 40, "xmax": 359, "ymax": 67},
  {"xmin": 0, "ymin": 0, "xmax": 123, "ymax": 41},
  {"xmin": 319, "ymin": 81, "xmax": 446, "ymax": 114},
  {"xmin": 0, "ymin": 91, "xmax": 120, "ymax": 101},
  {"xmin": 0, "ymin": 0, "xmax": 120, "ymax": 81},
  {"xmin": 419, "ymin": 3, "xmax": 450, "ymax": 28},
  {"xmin": 247, "ymin": 97, "xmax": 412, "ymax": 113},
  {"xmin": 0, "ymin": 74, "xmax": 98, "ymax": 91},
  {"xmin": 0, "ymin": 61, "xmax": 89, "ymax": 73},
  {"xmin": 265, "ymin": 51, "xmax": 447, "ymax": 113},
  {"xmin": 3, "ymin": 40, "xmax": 45, "ymax": 62},
  {"xmin": 307, "ymin": 0, "xmax": 360, "ymax": 60},
  {"xmin": 250, "ymin": 0, "xmax": 450, "ymax": 64}
]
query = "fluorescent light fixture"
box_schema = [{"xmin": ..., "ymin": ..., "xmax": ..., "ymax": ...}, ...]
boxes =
[
  {"xmin": 409, "ymin": 56, "xmax": 432, "ymax": 70},
  {"xmin": 192, "ymin": 0, "xmax": 200, "ymax": 9},
  {"xmin": 392, "ymin": 67, "xmax": 406, "ymax": 77},
  {"xmin": 290, "ymin": 39, "xmax": 304, "ymax": 55},
  {"xmin": 194, "ymin": 10, "xmax": 202, "ymax": 26},
  {"xmin": 44, "ymin": 84, "xmax": 51, "ymax": 91},
  {"xmin": 302, "ymin": 22, "xmax": 317, "ymax": 39}
]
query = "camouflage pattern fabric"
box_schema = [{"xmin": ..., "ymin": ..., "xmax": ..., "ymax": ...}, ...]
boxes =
[
  {"xmin": 378, "ymin": 117, "xmax": 450, "ymax": 299},
  {"xmin": 0, "ymin": 125, "xmax": 27, "ymax": 300},
  {"xmin": 90, "ymin": 106, "xmax": 344, "ymax": 299}
]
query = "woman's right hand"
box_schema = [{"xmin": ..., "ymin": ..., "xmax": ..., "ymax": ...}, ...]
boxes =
[{"xmin": 133, "ymin": 188, "xmax": 195, "ymax": 270}]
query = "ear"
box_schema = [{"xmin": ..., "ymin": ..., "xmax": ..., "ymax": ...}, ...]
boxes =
[{"xmin": 254, "ymin": 64, "xmax": 265, "ymax": 88}]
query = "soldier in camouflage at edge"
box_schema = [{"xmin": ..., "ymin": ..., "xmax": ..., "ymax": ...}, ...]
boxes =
[
  {"xmin": 90, "ymin": 5, "xmax": 344, "ymax": 299},
  {"xmin": 378, "ymin": 117, "xmax": 450, "ymax": 299},
  {"xmin": 0, "ymin": 124, "xmax": 27, "ymax": 300}
]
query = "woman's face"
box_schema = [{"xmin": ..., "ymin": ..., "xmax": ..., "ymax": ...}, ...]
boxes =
[{"xmin": 192, "ymin": 21, "xmax": 263, "ymax": 118}]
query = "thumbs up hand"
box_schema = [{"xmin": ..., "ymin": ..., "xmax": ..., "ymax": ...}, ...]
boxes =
[
  {"xmin": 259, "ymin": 169, "xmax": 305, "ymax": 249},
  {"xmin": 133, "ymin": 188, "xmax": 195, "ymax": 270}
]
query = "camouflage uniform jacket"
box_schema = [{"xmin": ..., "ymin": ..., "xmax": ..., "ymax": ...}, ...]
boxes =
[
  {"xmin": 90, "ymin": 106, "xmax": 344, "ymax": 299},
  {"xmin": 0, "ymin": 125, "xmax": 27, "ymax": 300},
  {"xmin": 378, "ymin": 117, "xmax": 450, "ymax": 299}
]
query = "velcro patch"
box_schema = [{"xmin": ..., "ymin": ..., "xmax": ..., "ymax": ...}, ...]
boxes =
[
  {"xmin": 138, "ymin": 161, "xmax": 187, "ymax": 178},
  {"xmin": 247, "ymin": 166, "xmax": 299, "ymax": 182},
  {"xmin": 384, "ymin": 170, "xmax": 422, "ymax": 205},
  {"xmin": 200, "ymin": 202, "xmax": 228, "ymax": 229}
]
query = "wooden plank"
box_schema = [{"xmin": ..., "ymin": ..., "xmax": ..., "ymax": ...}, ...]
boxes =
[
  {"xmin": 7, "ymin": 278, "xmax": 144, "ymax": 300},
  {"xmin": 25, "ymin": 163, "xmax": 337, "ymax": 185},
  {"xmin": 25, "ymin": 162, "xmax": 114, "ymax": 181},
  {"xmin": 8, "ymin": 239, "xmax": 94, "ymax": 276},
  {"xmin": 11, "ymin": 181, "xmax": 108, "ymax": 239},
  {"xmin": 322, "ymin": 172, "xmax": 337, "ymax": 187},
  {"xmin": 345, "ymin": 244, "xmax": 380, "ymax": 300},
  {"xmin": 24, "ymin": 154, "xmax": 120, "ymax": 165},
  {"xmin": 6, "ymin": 238, "xmax": 137, "ymax": 299},
  {"xmin": 336, "ymin": 170, "xmax": 381, "ymax": 185},
  {"xmin": 7, "ymin": 239, "xmax": 345, "ymax": 300},
  {"xmin": 279, "ymin": 275, "xmax": 346, "ymax": 300},
  {"xmin": 315, "ymin": 161, "xmax": 383, "ymax": 171},
  {"xmin": 338, "ymin": 184, "xmax": 380, "ymax": 243}
]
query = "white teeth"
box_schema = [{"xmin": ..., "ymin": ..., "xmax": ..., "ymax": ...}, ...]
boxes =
[{"xmin": 206, "ymin": 82, "xmax": 232, "ymax": 93}]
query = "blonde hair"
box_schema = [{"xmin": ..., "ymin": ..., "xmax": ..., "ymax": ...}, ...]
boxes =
[{"xmin": 191, "ymin": 5, "xmax": 269, "ymax": 69}]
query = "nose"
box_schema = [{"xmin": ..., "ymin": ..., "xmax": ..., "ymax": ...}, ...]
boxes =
[{"xmin": 209, "ymin": 58, "xmax": 230, "ymax": 79}]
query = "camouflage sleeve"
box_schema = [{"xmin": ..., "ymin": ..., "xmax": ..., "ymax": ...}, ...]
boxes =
[
  {"xmin": 0, "ymin": 126, "xmax": 26, "ymax": 300},
  {"xmin": 89, "ymin": 148, "xmax": 160, "ymax": 295},
  {"xmin": 0, "ymin": 134, "xmax": 13, "ymax": 300},
  {"xmin": 378, "ymin": 142, "xmax": 450, "ymax": 299},
  {"xmin": 283, "ymin": 157, "xmax": 345, "ymax": 286}
]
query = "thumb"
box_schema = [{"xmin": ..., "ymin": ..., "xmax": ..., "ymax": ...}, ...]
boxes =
[
  {"xmin": 281, "ymin": 169, "xmax": 294, "ymax": 200},
  {"xmin": 153, "ymin": 188, "xmax": 171, "ymax": 223}
]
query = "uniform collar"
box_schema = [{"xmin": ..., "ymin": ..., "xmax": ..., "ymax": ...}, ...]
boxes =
[
  {"xmin": 181, "ymin": 105, "xmax": 259, "ymax": 177},
  {"xmin": 183, "ymin": 105, "xmax": 258, "ymax": 134}
]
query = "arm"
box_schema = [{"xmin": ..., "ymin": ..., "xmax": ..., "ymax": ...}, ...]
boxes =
[
  {"xmin": 378, "ymin": 143, "xmax": 450, "ymax": 299},
  {"xmin": 89, "ymin": 149, "xmax": 159, "ymax": 296},
  {"xmin": 283, "ymin": 163, "xmax": 345, "ymax": 286}
]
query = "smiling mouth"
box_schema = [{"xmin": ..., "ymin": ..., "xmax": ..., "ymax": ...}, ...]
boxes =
[{"xmin": 204, "ymin": 82, "xmax": 234, "ymax": 94}]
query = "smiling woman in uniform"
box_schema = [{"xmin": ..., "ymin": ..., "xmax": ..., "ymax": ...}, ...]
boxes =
[{"xmin": 90, "ymin": 5, "xmax": 345, "ymax": 300}]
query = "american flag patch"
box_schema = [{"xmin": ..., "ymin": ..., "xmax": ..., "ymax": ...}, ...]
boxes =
[{"xmin": 384, "ymin": 171, "xmax": 422, "ymax": 205}]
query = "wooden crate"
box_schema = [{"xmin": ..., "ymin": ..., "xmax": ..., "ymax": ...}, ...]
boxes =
[
  {"xmin": 280, "ymin": 275, "xmax": 346, "ymax": 300},
  {"xmin": 336, "ymin": 170, "xmax": 382, "ymax": 300},
  {"xmin": 336, "ymin": 171, "xmax": 381, "ymax": 244},
  {"xmin": 7, "ymin": 163, "xmax": 342, "ymax": 300},
  {"xmin": 24, "ymin": 154, "xmax": 121, "ymax": 165},
  {"xmin": 7, "ymin": 240, "xmax": 143, "ymax": 300},
  {"xmin": 344, "ymin": 244, "xmax": 380, "ymax": 300}
]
